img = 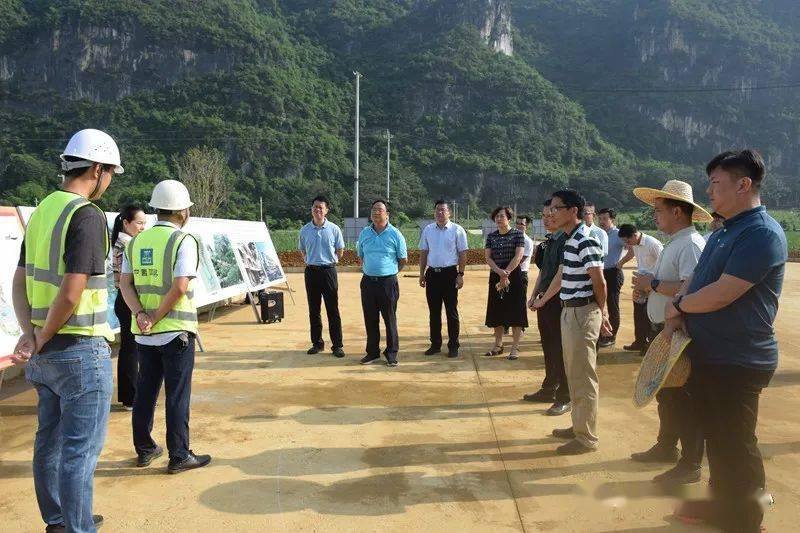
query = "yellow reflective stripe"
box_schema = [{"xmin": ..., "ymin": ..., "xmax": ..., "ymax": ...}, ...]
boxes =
[
  {"xmin": 31, "ymin": 307, "xmax": 108, "ymax": 327},
  {"xmin": 25, "ymin": 264, "xmax": 107, "ymax": 289},
  {"xmin": 48, "ymin": 197, "xmax": 87, "ymax": 273},
  {"xmin": 143, "ymin": 309, "xmax": 197, "ymax": 322}
]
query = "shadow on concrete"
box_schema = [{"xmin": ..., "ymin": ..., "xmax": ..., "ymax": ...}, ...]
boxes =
[
  {"xmin": 235, "ymin": 399, "xmax": 545, "ymax": 426},
  {"xmin": 768, "ymin": 370, "xmax": 800, "ymax": 388}
]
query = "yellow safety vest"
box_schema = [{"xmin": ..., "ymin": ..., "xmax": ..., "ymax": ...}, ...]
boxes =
[
  {"xmin": 127, "ymin": 225, "xmax": 198, "ymax": 335},
  {"xmin": 24, "ymin": 190, "xmax": 113, "ymax": 340}
]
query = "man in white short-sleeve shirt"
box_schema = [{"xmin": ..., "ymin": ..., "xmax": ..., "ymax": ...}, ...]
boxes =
[
  {"xmin": 618, "ymin": 224, "xmax": 664, "ymax": 351},
  {"xmin": 627, "ymin": 180, "xmax": 713, "ymax": 486},
  {"xmin": 515, "ymin": 215, "xmax": 535, "ymax": 275},
  {"xmin": 418, "ymin": 200, "xmax": 468, "ymax": 357}
]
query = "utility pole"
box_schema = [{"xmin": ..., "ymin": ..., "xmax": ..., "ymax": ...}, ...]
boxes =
[
  {"xmin": 386, "ymin": 129, "xmax": 391, "ymax": 200},
  {"xmin": 354, "ymin": 71, "xmax": 361, "ymax": 218}
]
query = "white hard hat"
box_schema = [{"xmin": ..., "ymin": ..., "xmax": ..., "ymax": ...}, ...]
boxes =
[
  {"xmin": 60, "ymin": 129, "xmax": 124, "ymax": 174},
  {"xmin": 149, "ymin": 179, "xmax": 194, "ymax": 211}
]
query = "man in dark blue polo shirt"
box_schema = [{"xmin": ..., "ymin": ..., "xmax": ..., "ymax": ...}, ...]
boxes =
[{"xmin": 664, "ymin": 149, "xmax": 787, "ymax": 532}]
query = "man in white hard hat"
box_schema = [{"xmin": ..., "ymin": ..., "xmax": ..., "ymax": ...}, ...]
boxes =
[
  {"xmin": 119, "ymin": 180, "xmax": 211, "ymax": 474},
  {"xmin": 11, "ymin": 128, "xmax": 122, "ymax": 532}
]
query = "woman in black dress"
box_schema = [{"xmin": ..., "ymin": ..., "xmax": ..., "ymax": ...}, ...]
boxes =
[
  {"xmin": 484, "ymin": 206, "xmax": 528, "ymax": 359},
  {"xmin": 111, "ymin": 205, "xmax": 146, "ymax": 410}
]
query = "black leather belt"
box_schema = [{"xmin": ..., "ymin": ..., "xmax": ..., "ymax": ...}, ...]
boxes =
[
  {"xmin": 306, "ymin": 264, "xmax": 336, "ymax": 270},
  {"xmin": 561, "ymin": 296, "xmax": 596, "ymax": 308},
  {"xmin": 428, "ymin": 266, "xmax": 457, "ymax": 273},
  {"xmin": 364, "ymin": 274, "xmax": 396, "ymax": 281}
]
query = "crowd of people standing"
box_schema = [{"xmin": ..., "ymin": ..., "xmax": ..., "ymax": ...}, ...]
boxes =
[{"xmin": 7, "ymin": 127, "xmax": 788, "ymax": 533}]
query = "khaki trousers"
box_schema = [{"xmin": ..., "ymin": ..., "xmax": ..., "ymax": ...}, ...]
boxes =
[{"xmin": 561, "ymin": 302, "xmax": 601, "ymax": 448}]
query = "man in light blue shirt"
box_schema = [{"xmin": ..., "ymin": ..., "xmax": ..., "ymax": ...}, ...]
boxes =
[
  {"xmin": 299, "ymin": 195, "xmax": 346, "ymax": 357},
  {"xmin": 597, "ymin": 208, "xmax": 625, "ymax": 347},
  {"xmin": 357, "ymin": 199, "xmax": 408, "ymax": 366}
]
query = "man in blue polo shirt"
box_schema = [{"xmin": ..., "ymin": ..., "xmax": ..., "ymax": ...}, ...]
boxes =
[
  {"xmin": 299, "ymin": 195, "xmax": 346, "ymax": 358},
  {"xmin": 357, "ymin": 199, "xmax": 408, "ymax": 367},
  {"xmin": 665, "ymin": 149, "xmax": 787, "ymax": 532}
]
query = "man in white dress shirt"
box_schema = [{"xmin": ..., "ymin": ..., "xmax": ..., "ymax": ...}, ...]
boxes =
[
  {"xmin": 618, "ymin": 224, "xmax": 663, "ymax": 352},
  {"xmin": 515, "ymin": 215, "xmax": 535, "ymax": 290},
  {"xmin": 419, "ymin": 200, "xmax": 469, "ymax": 358}
]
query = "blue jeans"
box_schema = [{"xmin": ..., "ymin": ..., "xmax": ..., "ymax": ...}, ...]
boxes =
[{"xmin": 25, "ymin": 336, "xmax": 113, "ymax": 533}]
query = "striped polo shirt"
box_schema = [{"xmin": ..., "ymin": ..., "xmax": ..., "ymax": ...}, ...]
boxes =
[{"xmin": 560, "ymin": 223, "xmax": 604, "ymax": 301}]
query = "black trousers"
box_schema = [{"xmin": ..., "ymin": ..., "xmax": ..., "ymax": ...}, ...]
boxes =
[
  {"xmin": 537, "ymin": 297, "xmax": 570, "ymax": 403},
  {"xmin": 425, "ymin": 266, "xmax": 460, "ymax": 350},
  {"xmin": 633, "ymin": 301, "xmax": 651, "ymax": 346},
  {"xmin": 602, "ymin": 267, "xmax": 624, "ymax": 338},
  {"xmin": 655, "ymin": 387, "xmax": 704, "ymax": 468},
  {"xmin": 689, "ymin": 363, "xmax": 774, "ymax": 533},
  {"xmin": 132, "ymin": 334, "xmax": 195, "ymax": 461},
  {"xmin": 304, "ymin": 265, "xmax": 343, "ymax": 349},
  {"xmin": 114, "ymin": 293, "xmax": 138, "ymax": 406},
  {"xmin": 360, "ymin": 275, "xmax": 400, "ymax": 358}
]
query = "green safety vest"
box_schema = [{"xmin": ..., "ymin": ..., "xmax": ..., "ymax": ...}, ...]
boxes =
[
  {"xmin": 25, "ymin": 190, "xmax": 113, "ymax": 340},
  {"xmin": 127, "ymin": 224, "xmax": 198, "ymax": 335}
]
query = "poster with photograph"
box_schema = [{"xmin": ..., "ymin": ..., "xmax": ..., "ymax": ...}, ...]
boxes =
[
  {"xmin": 183, "ymin": 217, "xmax": 249, "ymax": 307},
  {"xmin": 225, "ymin": 219, "xmax": 286, "ymax": 291},
  {"xmin": 1, "ymin": 208, "xmax": 24, "ymax": 357}
]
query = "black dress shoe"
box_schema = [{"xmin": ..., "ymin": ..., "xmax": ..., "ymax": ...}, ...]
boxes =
[
  {"xmin": 136, "ymin": 445, "xmax": 164, "ymax": 467},
  {"xmin": 46, "ymin": 515, "xmax": 104, "ymax": 532},
  {"xmin": 523, "ymin": 389, "xmax": 556, "ymax": 403},
  {"xmin": 653, "ymin": 464, "xmax": 702, "ymax": 485},
  {"xmin": 386, "ymin": 355, "xmax": 399, "ymax": 367},
  {"xmin": 556, "ymin": 439, "xmax": 596, "ymax": 455},
  {"xmin": 332, "ymin": 347, "xmax": 346, "ymax": 358},
  {"xmin": 447, "ymin": 348, "xmax": 459, "ymax": 358},
  {"xmin": 630, "ymin": 443, "xmax": 680, "ymax": 463},
  {"xmin": 307, "ymin": 345, "xmax": 323, "ymax": 355},
  {"xmin": 360, "ymin": 354, "xmax": 381, "ymax": 365},
  {"xmin": 167, "ymin": 451, "xmax": 211, "ymax": 474},
  {"xmin": 597, "ymin": 337, "xmax": 615, "ymax": 348},
  {"xmin": 424, "ymin": 346, "xmax": 441, "ymax": 356},
  {"xmin": 623, "ymin": 342, "xmax": 645, "ymax": 352},
  {"xmin": 552, "ymin": 427, "xmax": 575, "ymax": 439},
  {"xmin": 545, "ymin": 402, "xmax": 571, "ymax": 416}
]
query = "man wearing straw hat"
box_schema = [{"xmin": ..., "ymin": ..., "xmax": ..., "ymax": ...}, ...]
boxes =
[
  {"xmin": 628, "ymin": 180, "xmax": 710, "ymax": 485},
  {"xmin": 664, "ymin": 150, "xmax": 787, "ymax": 532}
]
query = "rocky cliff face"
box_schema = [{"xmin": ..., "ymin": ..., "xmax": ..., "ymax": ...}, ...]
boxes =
[{"xmin": 0, "ymin": 22, "xmax": 238, "ymax": 106}]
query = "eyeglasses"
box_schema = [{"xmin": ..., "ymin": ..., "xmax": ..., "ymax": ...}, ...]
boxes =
[{"xmin": 550, "ymin": 205, "xmax": 571, "ymax": 211}]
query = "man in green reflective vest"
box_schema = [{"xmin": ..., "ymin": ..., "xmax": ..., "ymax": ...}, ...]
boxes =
[
  {"xmin": 11, "ymin": 128, "xmax": 123, "ymax": 532},
  {"xmin": 119, "ymin": 179, "xmax": 211, "ymax": 474}
]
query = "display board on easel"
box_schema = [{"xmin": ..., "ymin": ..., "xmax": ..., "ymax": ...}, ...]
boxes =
[{"xmin": 0, "ymin": 208, "xmax": 24, "ymax": 358}]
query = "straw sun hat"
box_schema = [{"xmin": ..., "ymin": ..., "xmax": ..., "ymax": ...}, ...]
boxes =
[
  {"xmin": 633, "ymin": 329, "xmax": 692, "ymax": 409},
  {"xmin": 632, "ymin": 180, "xmax": 713, "ymax": 223}
]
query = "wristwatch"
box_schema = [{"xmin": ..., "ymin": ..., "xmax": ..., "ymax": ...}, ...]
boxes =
[
  {"xmin": 650, "ymin": 278, "xmax": 661, "ymax": 292},
  {"xmin": 672, "ymin": 295, "xmax": 685, "ymax": 314}
]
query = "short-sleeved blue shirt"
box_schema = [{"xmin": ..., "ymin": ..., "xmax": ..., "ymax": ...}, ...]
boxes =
[
  {"xmin": 685, "ymin": 206, "xmax": 787, "ymax": 370},
  {"xmin": 298, "ymin": 220, "xmax": 345, "ymax": 266},
  {"xmin": 357, "ymin": 223, "xmax": 408, "ymax": 276}
]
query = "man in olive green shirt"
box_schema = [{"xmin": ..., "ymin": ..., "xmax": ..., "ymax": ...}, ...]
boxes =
[{"xmin": 524, "ymin": 200, "xmax": 570, "ymax": 416}]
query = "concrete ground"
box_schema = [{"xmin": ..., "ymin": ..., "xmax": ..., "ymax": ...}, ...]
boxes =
[{"xmin": 1, "ymin": 266, "xmax": 799, "ymax": 532}]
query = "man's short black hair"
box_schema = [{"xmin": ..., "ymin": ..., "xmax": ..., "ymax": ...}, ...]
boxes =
[
  {"xmin": 551, "ymin": 189, "xmax": 586, "ymax": 218},
  {"xmin": 371, "ymin": 198, "xmax": 390, "ymax": 212},
  {"xmin": 618, "ymin": 224, "xmax": 637, "ymax": 239},
  {"xmin": 597, "ymin": 207, "xmax": 616, "ymax": 220},
  {"xmin": 434, "ymin": 199, "xmax": 449, "ymax": 209},
  {"xmin": 490, "ymin": 205, "xmax": 514, "ymax": 221},
  {"xmin": 311, "ymin": 195, "xmax": 329, "ymax": 207},
  {"xmin": 705, "ymin": 149, "xmax": 766, "ymax": 188},
  {"xmin": 516, "ymin": 215, "xmax": 532, "ymax": 225},
  {"xmin": 62, "ymin": 156, "xmax": 114, "ymax": 180},
  {"xmin": 543, "ymin": 199, "xmax": 552, "ymax": 207}
]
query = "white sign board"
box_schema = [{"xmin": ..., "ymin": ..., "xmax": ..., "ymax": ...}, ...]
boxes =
[{"xmin": 0, "ymin": 208, "xmax": 23, "ymax": 357}]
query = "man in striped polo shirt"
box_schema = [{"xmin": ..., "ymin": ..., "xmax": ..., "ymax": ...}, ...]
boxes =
[{"xmin": 547, "ymin": 189, "xmax": 612, "ymax": 455}]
